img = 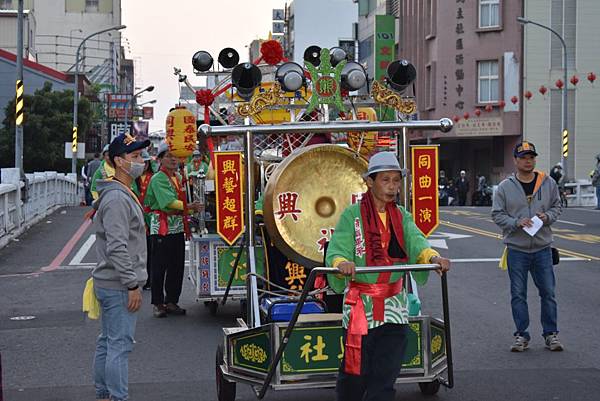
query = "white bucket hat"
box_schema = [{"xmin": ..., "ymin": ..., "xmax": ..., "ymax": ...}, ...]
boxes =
[
  {"xmin": 363, "ymin": 151, "xmax": 403, "ymax": 178},
  {"xmin": 157, "ymin": 141, "xmax": 169, "ymax": 157}
]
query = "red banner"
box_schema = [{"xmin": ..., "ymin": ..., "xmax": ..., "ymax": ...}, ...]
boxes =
[
  {"xmin": 214, "ymin": 152, "xmax": 244, "ymax": 245},
  {"xmin": 411, "ymin": 146, "xmax": 439, "ymax": 237}
]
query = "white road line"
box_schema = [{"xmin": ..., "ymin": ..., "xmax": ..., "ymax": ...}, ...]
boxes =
[
  {"xmin": 450, "ymin": 257, "xmax": 586, "ymax": 263},
  {"xmin": 557, "ymin": 219, "xmax": 586, "ymax": 227},
  {"xmin": 69, "ymin": 234, "xmax": 96, "ymax": 266}
]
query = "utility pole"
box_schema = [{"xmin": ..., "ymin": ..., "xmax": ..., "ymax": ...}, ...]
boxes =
[{"xmin": 15, "ymin": 0, "xmax": 24, "ymax": 172}]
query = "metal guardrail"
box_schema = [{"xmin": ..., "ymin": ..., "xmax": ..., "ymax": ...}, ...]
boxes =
[{"xmin": 0, "ymin": 169, "xmax": 80, "ymax": 249}]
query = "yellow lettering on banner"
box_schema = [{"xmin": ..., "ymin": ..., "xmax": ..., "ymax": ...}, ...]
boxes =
[
  {"xmin": 300, "ymin": 335, "xmax": 329, "ymax": 363},
  {"xmin": 221, "ymin": 160, "xmax": 236, "ymax": 175},
  {"xmin": 284, "ymin": 262, "xmax": 306, "ymax": 290},
  {"xmin": 338, "ymin": 336, "xmax": 344, "ymax": 360},
  {"xmin": 223, "ymin": 215, "xmax": 238, "ymax": 230},
  {"xmin": 222, "ymin": 177, "xmax": 237, "ymax": 194},
  {"xmin": 419, "ymin": 175, "xmax": 432, "ymax": 189},
  {"xmin": 418, "ymin": 154, "xmax": 431, "ymax": 169},
  {"xmin": 418, "ymin": 196, "xmax": 433, "ymax": 201},
  {"xmin": 222, "ymin": 197, "xmax": 237, "ymax": 212},
  {"xmin": 419, "ymin": 208, "xmax": 432, "ymax": 223}
]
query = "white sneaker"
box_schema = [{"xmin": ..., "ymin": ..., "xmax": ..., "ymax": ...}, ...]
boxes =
[
  {"xmin": 545, "ymin": 333, "xmax": 564, "ymax": 351},
  {"xmin": 510, "ymin": 335, "xmax": 529, "ymax": 352}
]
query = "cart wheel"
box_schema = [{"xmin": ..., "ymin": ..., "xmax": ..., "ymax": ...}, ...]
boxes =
[
  {"xmin": 419, "ymin": 380, "xmax": 441, "ymax": 396},
  {"xmin": 216, "ymin": 344, "xmax": 236, "ymax": 401},
  {"xmin": 209, "ymin": 301, "xmax": 218, "ymax": 316}
]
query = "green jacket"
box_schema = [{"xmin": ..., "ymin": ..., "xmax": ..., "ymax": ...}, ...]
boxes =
[
  {"xmin": 144, "ymin": 171, "xmax": 184, "ymax": 235},
  {"xmin": 325, "ymin": 203, "xmax": 438, "ymax": 328}
]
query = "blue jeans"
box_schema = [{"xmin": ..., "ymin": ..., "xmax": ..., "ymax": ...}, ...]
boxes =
[
  {"xmin": 94, "ymin": 287, "xmax": 137, "ymax": 401},
  {"xmin": 596, "ymin": 186, "xmax": 600, "ymax": 208},
  {"xmin": 507, "ymin": 247, "xmax": 558, "ymax": 340}
]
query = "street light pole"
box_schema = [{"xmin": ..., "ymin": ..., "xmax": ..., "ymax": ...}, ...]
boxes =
[
  {"xmin": 517, "ymin": 16, "xmax": 569, "ymax": 181},
  {"xmin": 15, "ymin": 0, "xmax": 24, "ymax": 173},
  {"xmin": 123, "ymin": 85, "xmax": 154, "ymax": 136},
  {"xmin": 72, "ymin": 24, "xmax": 126, "ymax": 174}
]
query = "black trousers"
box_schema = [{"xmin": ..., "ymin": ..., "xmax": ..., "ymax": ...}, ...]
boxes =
[
  {"xmin": 150, "ymin": 233, "xmax": 185, "ymax": 305},
  {"xmin": 336, "ymin": 323, "xmax": 409, "ymax": 401},
  {"xmin": 458, "ymin": 192, "xmax": 467, "ymax": 206},
  {"xmin": 144, "ymin": 235, "xmax": 152, "ymax": 287}
]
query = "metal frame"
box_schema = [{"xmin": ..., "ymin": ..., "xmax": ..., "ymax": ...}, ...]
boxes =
[{"xmin": 219, "ymin": 264, "xmax": 454, "ymax": 399}]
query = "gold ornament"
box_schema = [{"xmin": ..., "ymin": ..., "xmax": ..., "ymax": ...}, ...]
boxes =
[
  {"xmin": 371, "ymin": 80, "xmax": 417, "ymax": 115},
  {"xmin": 237, "ymin": 83, "xmax": 283, "ymax": 117}
]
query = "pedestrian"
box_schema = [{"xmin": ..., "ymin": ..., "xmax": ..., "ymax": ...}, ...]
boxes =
[
  {"xmin": 491, "ymin": 141, "xmax": 563, "ymax": 352},
  {"xmin": 83, "ymin": 153, "xmax": 102, "ymax": 206},
  {"xmin": 91, "ymin": 132, "xmax": 150, "ymax": 401},
  {"xmin": 456, "ymin": 170, "xmax": 469, "ymax": 206},
  {"xmin": 590, "ymin": 154, "xmax": 600, "ymax": 209},
  {"xmin": 92, "ymin": 144, "xmax": 139, "ymax": 201},
  {"xmin": 136, "ymin": 150, "xmax": 155, "ymax": 291},
  {"xmin": 144, "ymin": 142, "xmax": 203, "ymax": 318},
  {"xmin": 326, "ymin": 151, "xmax": 451, "ymax": 401},
  {"xmin": 549, "ymin": 163, "xmax": 563, "ymax": 186}
]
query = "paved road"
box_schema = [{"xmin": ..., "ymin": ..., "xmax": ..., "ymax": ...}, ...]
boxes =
[{"xmin": 1, "ymin": 205, "xmax": 599, "ymax": 401}]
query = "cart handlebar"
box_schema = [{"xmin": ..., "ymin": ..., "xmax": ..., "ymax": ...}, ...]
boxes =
[{"xmin": 255, "ymin": 263, "xmax": 453, "ymax": 399}]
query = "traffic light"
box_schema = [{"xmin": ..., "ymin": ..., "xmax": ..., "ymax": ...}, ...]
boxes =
[
  {"xmin": 562, "ymin": 129, "xmax": 568, "ymax": 158},
  {"xmin": 72, "ymin": 126, "xmax": 78, "ymax": 153},
  {"xmin": 15, "ymin": 79, "xmax": 24, "ymax": 125}
]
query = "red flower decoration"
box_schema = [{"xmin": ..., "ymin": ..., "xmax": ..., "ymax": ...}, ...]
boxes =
[
  {"xmin": 588, "ymin": 72, "xmax": 597, "ymax": 84},
  {"xmin": 453, "ymin": 115, "xmax": 460, "ymax": 123},
  {"xmin": 555, "ymin": 79, "xmax": 564, "ymax": 89},
  {"xmin": 524, "ymin": 90, "xmax": 533, "ymax": 100},
  {"xmin": 474, "ymin": 108, "xmax": 481, "ymax": 117},
  {"xmin": 570, "ymin": 75, "xmax": 579, "ymax": 86},
  {"xmin": 195, "ymin": 89, "xmax": 215, "ymax": 106},
  {"xmin": 499, "ymin": 100, "xmax": 506, "ymax": 108},
  {"xmin": 539, "ymin": 85, "xmax": 548, "ymax": 96},
  {"xmin": 260, "ymin": 40, "xmax": 285, "ymax": 65},
  {"xmin": 463, "ymin": 112, "xmax": 470, "ymax": 120},
  {"xmin": 510, "ymin": 96, "xmax": 518, "ymax": 104},
  {"xmin": 484, "ymin": 104, "xmax": 493, "ymax": 112}
]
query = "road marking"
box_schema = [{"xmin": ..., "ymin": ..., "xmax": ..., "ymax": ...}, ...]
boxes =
[
  {"xmin": 441, "ymin": 220, "xmax": 600, "ymax": 261},
  {"xmin": 557, "ymin": 219, "xmax": 586, "ymax": 227},
  {"xmin": 41, "ymin": 219, "xmax": 92, "ymax": 272},
  {"xmin": 429, "ymin": 239, "xmax": 448, "ymax": 249},
  {"xmin": 451, "ymin": 257, "xmax": 586, "ymax": 263},
  {"xmin": 69, "ymin": 234, "xmax": 96, "ymax": 265}
]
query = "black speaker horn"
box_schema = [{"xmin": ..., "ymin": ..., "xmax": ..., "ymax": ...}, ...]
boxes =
[
  {"xmin": 218, "ymin": 47, "xmax": 240, "ymax": 69},
  {"xmin": 231, "ymin": 63, "xmax": 262, "ymax": 100},
  {"xmin": 386, "ymin": 60, "xmax": 417, "ymax": 93},
  {"xmin": 275, "ymin": 62, "xmax": 305, "ymax": 92},
  {"xmin": 341, "ymin": 61, "xmax": 367, "ymax": 91},
  {"xmin": 303, "ymin": 45, "xmax": 321, "ymax": 67},
  {"xmin": 192, "ymin": 50, "xmax": 213, "ymax": 72}
]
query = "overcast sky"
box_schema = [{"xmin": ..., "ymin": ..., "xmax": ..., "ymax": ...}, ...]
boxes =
[{"xmin": 122, "ymin": 0, "xmax": 287, "ymax": 132}]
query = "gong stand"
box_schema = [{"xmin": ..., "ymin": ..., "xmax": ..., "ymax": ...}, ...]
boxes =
[{"xmin": 199, "ymin": 118, "xmax": 453, "ymax": 329}]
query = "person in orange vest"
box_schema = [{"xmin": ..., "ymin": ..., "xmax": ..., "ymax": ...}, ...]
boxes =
[{"xmin": 144, "ymin": 142, "xmax": 202, "ymax": 318}]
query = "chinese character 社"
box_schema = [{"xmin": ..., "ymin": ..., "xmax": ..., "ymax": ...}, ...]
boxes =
[{"xmin": 300, "ymin": 335, "xmax": 329, "ymax": 363}]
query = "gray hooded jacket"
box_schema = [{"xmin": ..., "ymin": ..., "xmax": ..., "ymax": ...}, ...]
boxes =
[
  {"xmin": 92, "ymin": 179, "xmax": 148, "ymax": 290},
  {"xmin": 492, "ymin": 171, "xmax": 562, "ymax": 253}
]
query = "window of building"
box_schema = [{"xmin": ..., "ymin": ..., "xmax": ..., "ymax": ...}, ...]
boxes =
[
  {"xmin": 479, "ymin": 0, "xmax": 500, "ymax": 28},
  {"xmin": 85, "ymin": 0, "xmax": 99, "ymax": 12},
  {"xmin": 425, "ymin": 62, "xmax": 436, "ymax": 110},
  {"xmin": 551, "ymin": 0, "xmax": 576, "ymax": 69},
  {"xmin": 0, "ymin": 0, "xmax": 13, "ymax": 9},
  {"xmin": 478, "ymin": 60, "xmax": 499, "ymax": 103},
  {"xmin": 425, "ymin": 0, "xmax": 437, "ymax": 38}
]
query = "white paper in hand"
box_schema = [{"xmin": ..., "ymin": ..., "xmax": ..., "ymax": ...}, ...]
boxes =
[{"xmin": 523, "ymin": 215, "xmax": 543, "ymax": 237}]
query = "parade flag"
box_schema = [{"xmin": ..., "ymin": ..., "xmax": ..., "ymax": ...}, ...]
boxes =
[
  {"xmin": 411, "ymin": 146, "xmax": 439, "ymax": 237},
  {"xmin": 214, "ymin": 152, "xmax": 244, "ymax": 245}
]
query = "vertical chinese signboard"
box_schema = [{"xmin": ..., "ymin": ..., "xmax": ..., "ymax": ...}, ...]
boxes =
[
  {"xmin": 374, "ymin": 15, "xmax": 395, "ymax": 83},
  {"xmin": 411, "ymin": 146, "xmax": 439, "ymax": 237},
  {"xmin": 214, "ymin": 152, "xmax": 244, "ymax": 245}
]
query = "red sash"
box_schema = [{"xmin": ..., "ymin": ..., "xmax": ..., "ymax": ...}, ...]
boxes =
[{"xmin": 153, "ymin": 169, "xmax": 190, "ymax": 238}]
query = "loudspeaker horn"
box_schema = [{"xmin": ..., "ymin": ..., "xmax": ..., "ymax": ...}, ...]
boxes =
[
  {"xmin": 192, "ymin": 50, "xmax": 213, "ymax": 72},
  {"xmin": 218, "ymin": 47, "xmax": 240, "ymax": 69},
  {"xmin": 385, "ymin": 60, "xmax": 417, "ymax": 93},
  {"xmin": 329, "ymin": 47, "xmax": 348, "ymax": 66},
  {"xmin": 275, "ymin": 62, "xmax": 305, "ymax": 92},
  {"xmin": 231, "ymin": 63, "xmax": 262, "ymax": 100},
  {"xmin": 341, "ymin": 61, "xmax": 367, "ymax": 91},
  {"xmin": 303, "ymin": 45, "xmax": 321, "ymax": 67}
]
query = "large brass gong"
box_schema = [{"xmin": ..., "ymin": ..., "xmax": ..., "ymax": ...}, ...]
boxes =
[{"xmin": 263, "ymin": 145, "xmax": 368, "ymax": 267}]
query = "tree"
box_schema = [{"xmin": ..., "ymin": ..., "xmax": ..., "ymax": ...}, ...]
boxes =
[{"xmin": 0, "ymin": 82, "xmax": 92, "ymax": 173}]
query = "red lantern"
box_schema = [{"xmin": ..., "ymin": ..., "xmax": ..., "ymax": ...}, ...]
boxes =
[
  {"xmin": 510, "ymin": 96, "xmax": 518, "ymax": 104},
  {"xmin": 588, "ymin": 72, "xmax": 597, "ymax": 84},
  {"xmin": 499, "ymin": 100, "xmax": 506, "ymax": 108},
  {"xmin": 453, "ymin": 115, "xmax": 460, "ymax": 123},
  {"xmin": 555, "ymin": 79, "xmax": 564, "ymax": 89},
  {"xmin": 524, "ymin": 90, "xmax": 533, "ymax": 100},
  {"xmin": 484, "ymin": 104, "xmax": 493, "ymax": 112},
  {"xmin": 539, "ymin": 85, "xmax": 548, "ymax": 96},
  {"xmin": 570, "ymin": 75, "xmax": 579, "ymax": 86},
  {"xmin": 474, "ymin": 108, "xmax": 481, "ymax": 117},
  {"xmin": 463, "ymin": 112, "xmax": 470, "ymax": 120}
]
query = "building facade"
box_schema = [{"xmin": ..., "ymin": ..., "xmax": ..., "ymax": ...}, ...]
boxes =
[
  {"xmin": 522, "ymin": 0, "xmax": 600, "ymax": 181},
  {"xmin": 390, "ymin": 0, "xmax": 524, "ymax": 190},
  {"xmin": 0, "ymin": 9, "xmax": 36, "ymax": 59}
]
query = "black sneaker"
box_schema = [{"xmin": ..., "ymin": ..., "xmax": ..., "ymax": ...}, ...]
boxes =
[
  {"xmin": 165, "ymin": 303, "xmax": 186, "ymax": 315},
  {"xmin": 153, "ymin": 304, "xmax": 167, "ymax": 318}
]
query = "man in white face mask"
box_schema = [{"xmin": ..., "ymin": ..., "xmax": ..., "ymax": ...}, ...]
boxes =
[{"xmin": 92, "ymin": 132, "xmax": 150, "ymax": 401}]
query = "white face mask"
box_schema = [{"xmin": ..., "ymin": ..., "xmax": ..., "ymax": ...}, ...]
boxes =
[{"xmin": 120, "ymin": 157, "xmax": 145, "ymax": 179}]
